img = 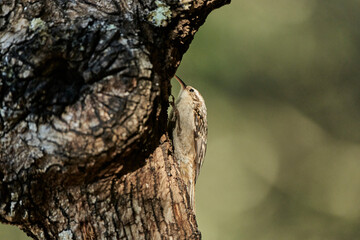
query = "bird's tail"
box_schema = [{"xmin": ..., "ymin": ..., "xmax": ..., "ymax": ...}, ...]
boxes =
[{"xmin": 188, "ymin": 180, "xmax": 196, "ymax": 212}]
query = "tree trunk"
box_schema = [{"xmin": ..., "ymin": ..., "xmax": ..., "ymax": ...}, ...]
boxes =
[{"xmin": 0, "ymin": 0, "xmax": 229, "ymax": 239}]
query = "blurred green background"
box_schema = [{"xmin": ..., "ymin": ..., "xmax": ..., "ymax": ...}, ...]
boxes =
[
  {"xmin": 2, "ymin": 0, "xmax": 360, "ymax": 239},
  {"xmin": 176, "ymin": 0, "xmax": 360, "ymax": 239}
]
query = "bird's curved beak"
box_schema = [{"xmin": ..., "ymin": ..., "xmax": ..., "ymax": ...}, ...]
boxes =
[{"xmin": 174, "ymin": 75, "xmax": 186, "ymax": 90}]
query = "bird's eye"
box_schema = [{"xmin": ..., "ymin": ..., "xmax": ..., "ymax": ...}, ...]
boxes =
[{"xmin": 189, "ymin": 88, "xmax": 194, "ymax": 92}]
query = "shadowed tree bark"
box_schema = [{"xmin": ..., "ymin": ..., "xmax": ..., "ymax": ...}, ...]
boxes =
[{"xmin": 0, "ymin": 0, "xmax": 230, "ymax": 239}]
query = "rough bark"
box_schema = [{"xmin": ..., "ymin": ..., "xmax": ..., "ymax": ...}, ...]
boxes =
[{"xmin": 0, "ymin": 0, "xmax": 229, "ymax": 239}]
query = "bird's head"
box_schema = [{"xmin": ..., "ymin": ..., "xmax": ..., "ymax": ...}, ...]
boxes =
[{"xmin": 174, "ymin": 75, "xmax": 205, "ymax": 107}]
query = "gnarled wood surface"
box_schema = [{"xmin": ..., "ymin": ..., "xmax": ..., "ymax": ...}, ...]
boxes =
[{"xmin": 0, "ymin": 0, "xmax": 230, "ymax": 239}]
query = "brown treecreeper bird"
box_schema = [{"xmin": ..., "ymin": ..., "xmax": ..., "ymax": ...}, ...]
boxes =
[{"xmin": 169, "ymin": 75, "xmax": 208, "ymax": 210}]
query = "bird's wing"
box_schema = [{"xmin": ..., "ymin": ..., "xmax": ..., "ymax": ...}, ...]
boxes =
[{"xmin": 193, "ymin": 107, "xmax": 208, "ymax": 183}]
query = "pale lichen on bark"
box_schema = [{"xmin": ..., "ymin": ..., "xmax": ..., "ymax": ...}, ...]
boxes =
[{"xmin": 0, "ymin": 0, "xmax": 230, "ymax": 239}]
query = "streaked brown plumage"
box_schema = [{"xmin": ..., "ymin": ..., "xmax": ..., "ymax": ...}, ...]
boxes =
[{"xmin": 169, "ymin": 75, "xmax": 208, "ymax": 210}]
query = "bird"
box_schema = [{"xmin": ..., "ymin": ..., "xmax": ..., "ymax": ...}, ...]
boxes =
[{"xmin": 169, "ymin": 75, "xmax": 208, "ymax": 210}]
